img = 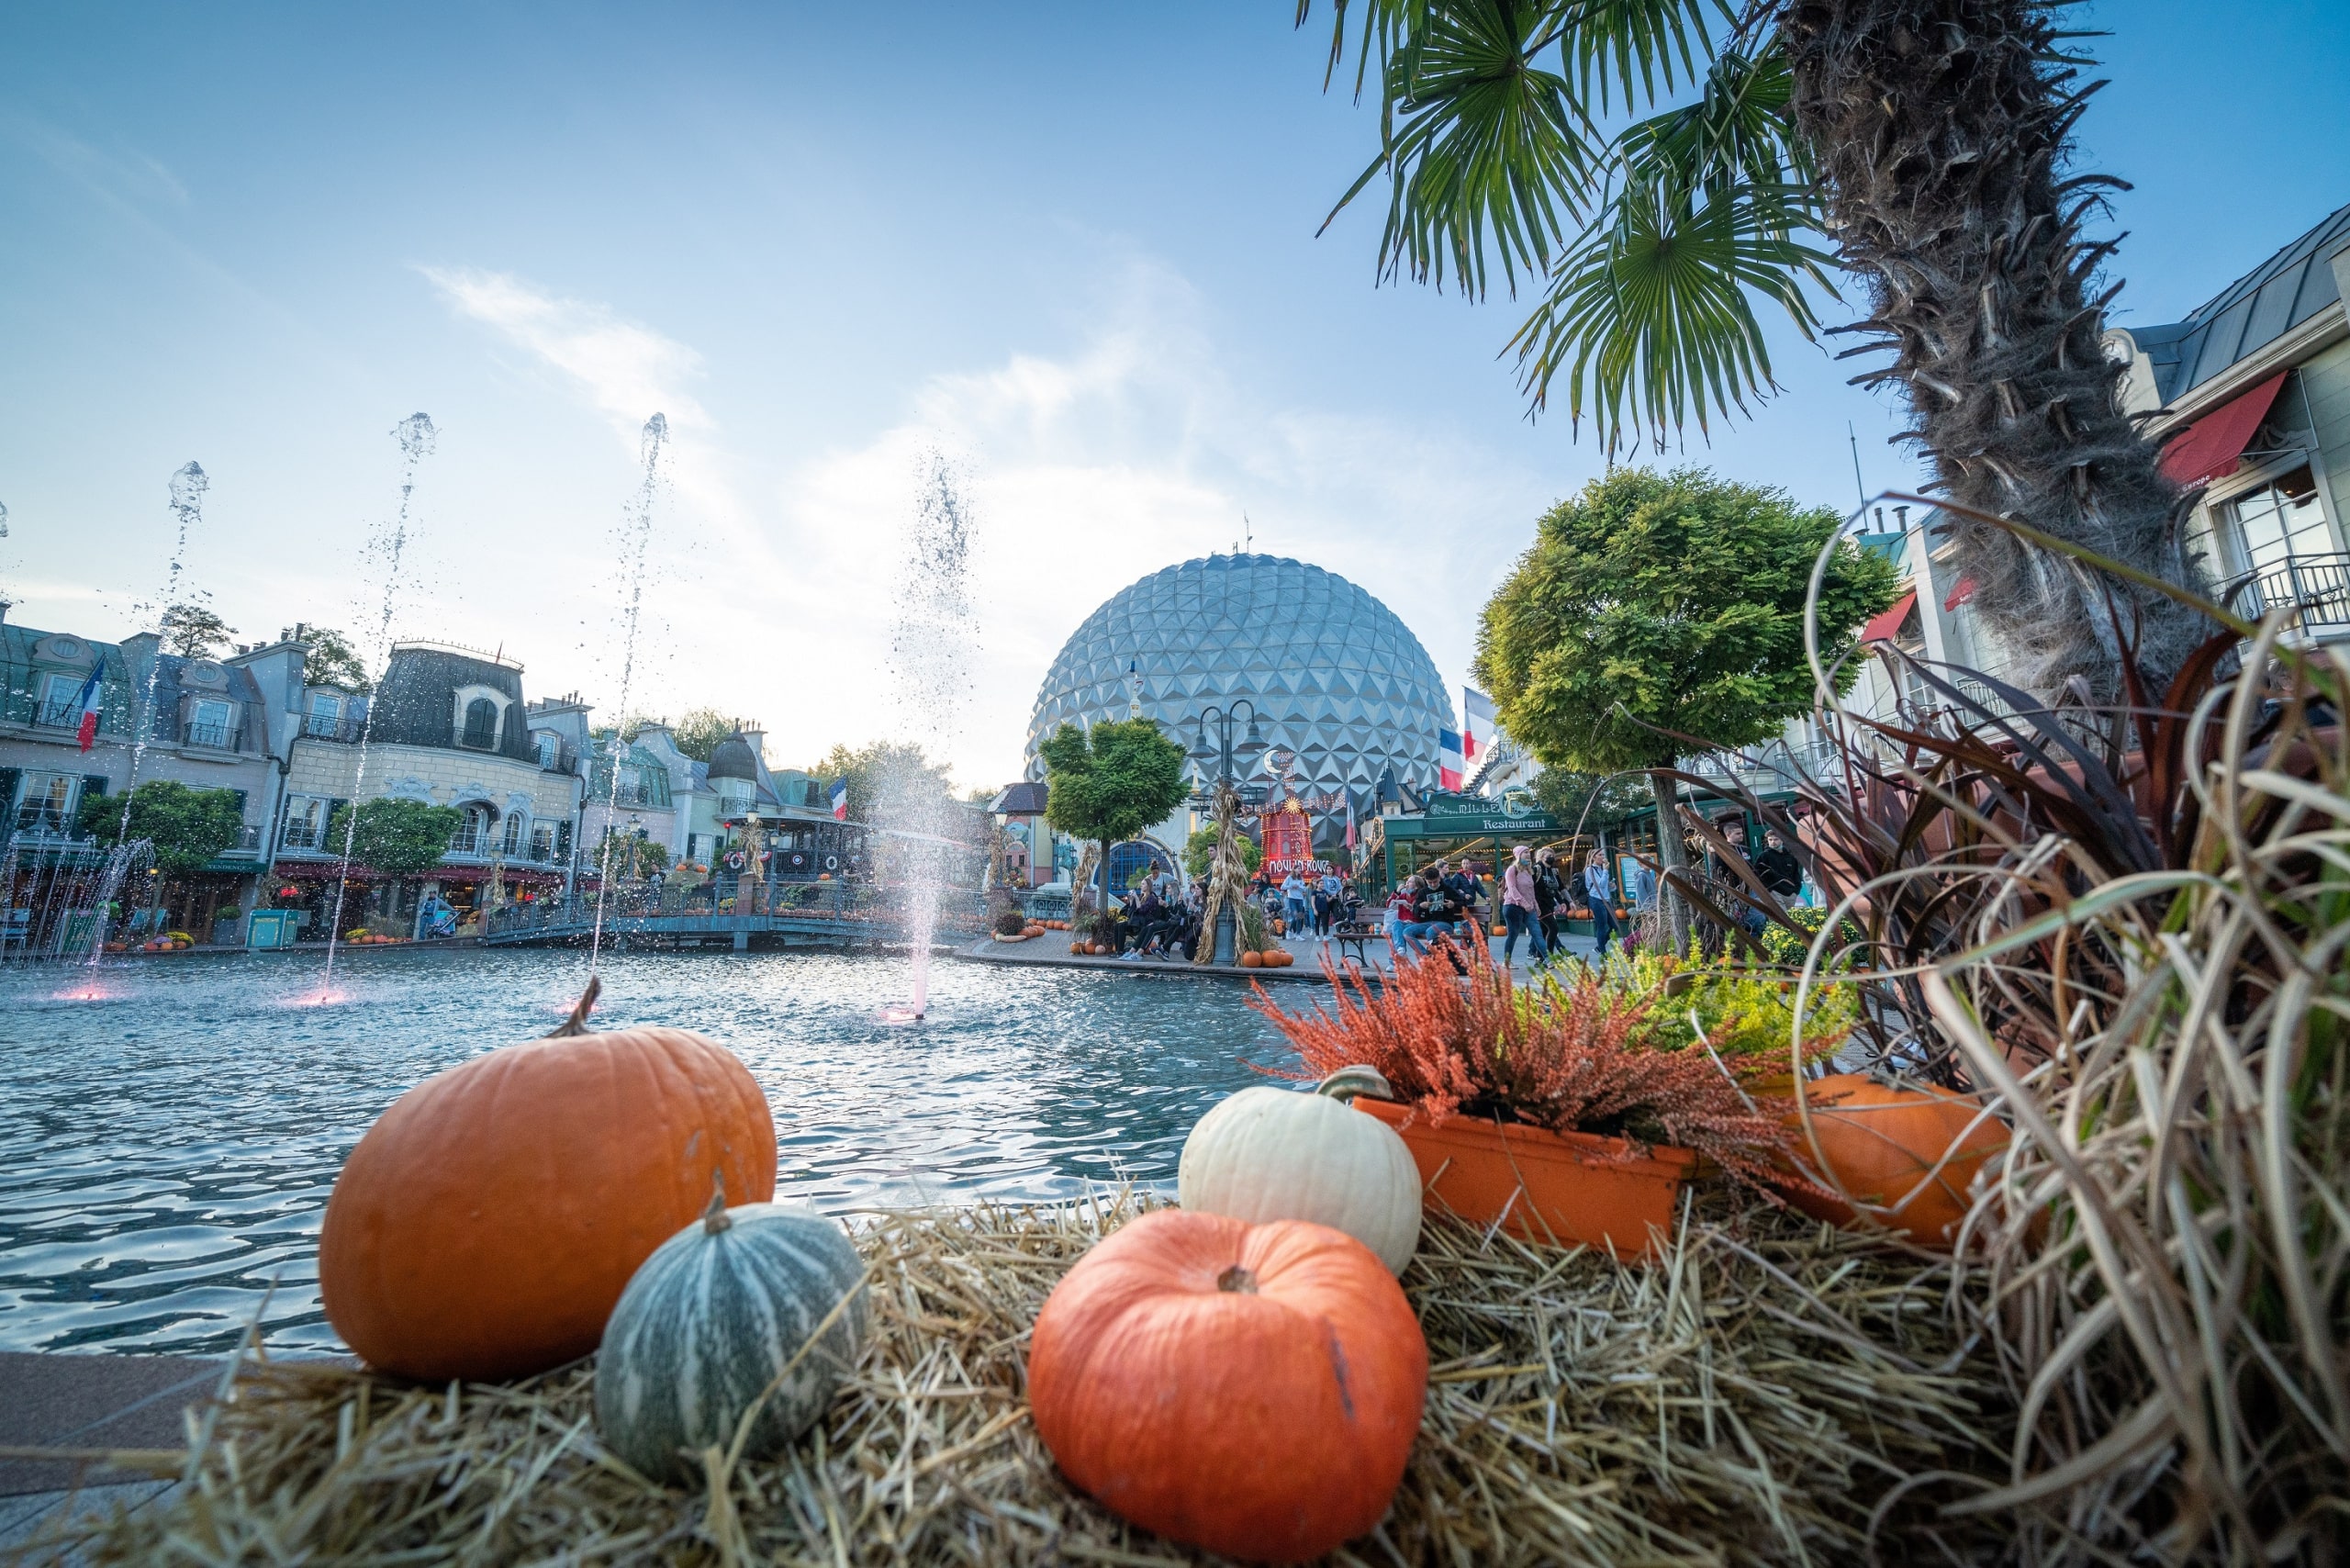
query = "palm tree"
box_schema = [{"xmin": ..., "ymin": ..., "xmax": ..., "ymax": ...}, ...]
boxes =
[{"xmin": 1308, "ymin": 0, "xmax": 2207, "ymax": 700}]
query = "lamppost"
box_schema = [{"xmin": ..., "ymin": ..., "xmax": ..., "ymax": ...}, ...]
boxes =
[{"xmin": 1189, "ymin": 700, "xmax": 1267, "ymax": 966}]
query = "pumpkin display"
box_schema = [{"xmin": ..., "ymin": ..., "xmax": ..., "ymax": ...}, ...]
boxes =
[
  {"xmin": 597, "ymin": 1191, "xmax": 867, "ymax": 1484},
  {"xmin": 319, "ymin": 978, "xmax": 778, "ymax": 1381},
  {"xmin": 1774, "ymin": 1073, "xmax": 2009, "ymax": 1249},
  {"xmin": 1238, "ymin": 949, "xmax": 1263, "ymax": 969},
  {"xmin": 1029, "ymin": 1211, "xmax": 1427, "ymax": 1562},
  {"xmin": 1178, "ymin": 1067, "xmax": 1420, "ymax": 1273}
]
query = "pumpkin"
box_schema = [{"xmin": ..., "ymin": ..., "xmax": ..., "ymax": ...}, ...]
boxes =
[
  {"xmin": 1238, "ymin": 949, "xmax": 1263, "ymax": 969},
  {"xmin": 1178, "ymin": 1067, "xmax": 1420, "ymax": 1273},
  {"xmin": 319, "ymin": 978, "xmax": 777, "ymax": 1381},
  {"xmin": 596, "ymin": 1190, "xmax": 867, "ymax": 1484},
  {"xmin": 1775, "ymin": 1073, "xmax": 2009, "ymax": 1249},
  {"xmin": 1029, "ymin": 1210, "xmax": 1426, "ymax": 1562}
]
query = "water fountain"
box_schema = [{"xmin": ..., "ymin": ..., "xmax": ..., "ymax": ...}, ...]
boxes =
[
  {"xmin": 586, "ymin": 412, "xmax": 669, "ymax": 972},
  {"xmin": 876, "ymin": 451, "xmax": 979, "ymax": 1023},
  {"xmin": 306, "ymin": 414, "xmax": 436, "ymax": 1004}
]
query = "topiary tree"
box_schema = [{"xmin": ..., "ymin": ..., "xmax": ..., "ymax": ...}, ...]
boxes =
[
  {"xmin": 77, "ymin": 779, "xmax": 243, "ymax": 877},
  {"xmin": 322, "ymin": 795, "xmax": 464, "ymax": 902},
  {"xmin": 1038, "ymin": 719, "xmax": 1189, "ymax": 917},
  {"xmin": 1475, "ymin": 466, "xmax": 1897, "ymax": 945}
]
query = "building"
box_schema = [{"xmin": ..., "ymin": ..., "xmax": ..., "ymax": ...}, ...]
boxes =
[
  {"xmin": 272, "ymin": 641, "xmax": 591, "ymax": 935},
  {"xmin": 2109, "ymin": 199, "xmax": 2350, "ymax": 644},
  {"xmin": 1025, "ymin": 553, "xmax": 1454, "ymax": 863},
  {"xmin": 3, "ymin": 607, "xmax": 303, "ymax": 944}
]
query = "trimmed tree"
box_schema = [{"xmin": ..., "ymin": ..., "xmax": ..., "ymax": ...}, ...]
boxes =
[
  {"xmin": 323, "ymin": 799, "xmax": 464, "ymax": 926},
  {"xmin": 1474, "ymin": 467, "xmax": 1897, "ymax": 946},
  {"xmin": 1184, "ymin": 823, "xmax": 1261, "ymax": 879},
  {"xmin": 77, "ymin": 780, "xmax": 243, "ymax": 877},
  {"xmin": 1038, "ymin": 719, "xmax": 1190, "ymax": 919}
]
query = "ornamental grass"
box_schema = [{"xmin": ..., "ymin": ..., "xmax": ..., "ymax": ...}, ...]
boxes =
[
  {"xmin": 1251, "ymin": 946, "xmax": 1832, "ymax": 1193},
  {"xmin": 17, "ymin": 1192, "xmax": 2013, "ymax": 1568}
]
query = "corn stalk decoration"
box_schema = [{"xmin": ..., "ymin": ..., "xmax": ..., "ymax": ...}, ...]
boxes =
[{"xmin": 1192, "ymin": 781, "xmax": 1259, "ymax": 967}]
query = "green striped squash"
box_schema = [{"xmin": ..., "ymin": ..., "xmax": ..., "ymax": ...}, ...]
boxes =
[{"xmin": 594, "ymin": 1196, "xmax": 867, "ymax": 1484}]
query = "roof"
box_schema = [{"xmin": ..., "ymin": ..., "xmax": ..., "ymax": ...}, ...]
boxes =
[
  {"xmin": 364, "ymin": 644, "xmax": 535, "ymax": 761},
  {"xmin": 991, "ymin": 779, "xmax": 1049, "ymax": 814},
  {"xmin": 2139, "ymin": 201, "xmax": 2350, "ymax": 405},
  {"xmin": 707, "ymin": 733, "xmax": 760, "ymax": 782}
]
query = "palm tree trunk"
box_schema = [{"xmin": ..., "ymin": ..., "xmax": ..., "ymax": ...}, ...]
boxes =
[{"xmin": 1781, "ymin": 0, "xmax": 2210, "ymax": 700}]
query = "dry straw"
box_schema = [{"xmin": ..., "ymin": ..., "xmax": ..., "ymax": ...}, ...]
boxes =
[{"xmin": 22, "ymin": 1193, "xmax": 2012, "ymax": 1567}]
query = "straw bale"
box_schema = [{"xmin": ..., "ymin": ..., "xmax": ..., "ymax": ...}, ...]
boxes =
[{"xmin": 20, "ymin": 1193, "xmax": 2013, "ymax": 1566}]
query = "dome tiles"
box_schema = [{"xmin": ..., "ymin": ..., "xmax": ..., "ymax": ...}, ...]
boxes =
[{"xmin": 1024, "ymin": 554, "xmax": 1449, "ymax": 801}]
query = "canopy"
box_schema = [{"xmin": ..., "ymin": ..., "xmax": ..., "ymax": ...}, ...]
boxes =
[
  {"xmin": 2158, "ymin": 371, "xmax": 2288, "ymax": 486},
  {"xmin": 1860, "ymin": 588, "xmax": 1919, "ymax": 644}
]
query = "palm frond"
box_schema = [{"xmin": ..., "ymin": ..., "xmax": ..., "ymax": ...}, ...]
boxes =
[{"xmin": 1553, "ymin": 0, "xmax": 1736, "ymax": 113}]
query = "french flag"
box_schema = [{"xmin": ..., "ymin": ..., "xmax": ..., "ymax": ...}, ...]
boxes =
[
  {"xmin": 830, "ymin": 778, "xmax": 849, "ymax": 821},
  {"xmin": 71, "ymin": 667, "xmax": 105, "ymax": 753},
  {"xmin": 1462, "ymin": 686, "xmax": 1497, "ymax": 760},
  {"xmin": 1438, "ymin": 727, "xmax": 1465, "ymax": 791}
]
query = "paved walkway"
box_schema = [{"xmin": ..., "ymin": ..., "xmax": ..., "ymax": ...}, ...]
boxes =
[
  {"xmin": 955, "ymin": 921, "xmax": 1603, "ymax": 985},
  {"xmin": 0, "ymin": 1350, "xmax": 217, "ymax": 1555}
]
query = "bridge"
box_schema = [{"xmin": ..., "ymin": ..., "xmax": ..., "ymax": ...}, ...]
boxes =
[{"xmin": 480, "ymin": 882, "xmax": 987, "ymax": 951}]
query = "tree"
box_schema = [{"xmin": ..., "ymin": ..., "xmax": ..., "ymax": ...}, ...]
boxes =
[
  {"xmin": 1308, "ymin": 1, "xmax": 2207, "ymax": 700},
  {"xmin": 1532, "ymin": 767, "xmax": 1653, "ymax": 833},
  {"xmin": 296, "ymin": 626, "xmax": 373, "ymax": 692},
  {"xmin": 595, "ymin": 826, "xmax": 672, "ymax": 880},
  {"xmin": 77, "ymin": 780, "xmax": 243, "ymax": 877},
  {"xmin": 1474, "ymin": 467, "xmax": 1897, "ymax": 944},
  {"xmin": 322, "ymin": 798, "xmax": 464, "ymax": 878},
  {"xmin": 803, "ymin": 741, "xmax": 954, "ymax": 825},
  {"xmin": 1185, "ymin": 823, "xmax": 1262, "ymax": 879},
  {"xmin": 160, "ymin": 599, "xmax": 233, "ymax": 660},
  {"xmin": 670, "ymin": 708, "xmax": 736, "ymax": 764},
  {"xmin": 1038, "ymin": 719, "xmax": 1190, "ymax": 914}
]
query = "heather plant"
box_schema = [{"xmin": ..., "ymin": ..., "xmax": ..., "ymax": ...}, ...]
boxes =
[
  {"xmin": 1606, "ymin": 946, "xmax": 1856, "ymax": 1081},
  {"xmin": 1254, "ymin": 945, "xmax": 1807, "ymax": 1193}
]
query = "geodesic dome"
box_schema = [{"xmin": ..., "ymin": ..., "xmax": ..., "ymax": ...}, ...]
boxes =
[{"xmin": 1024, "ymin": 554, "xmax": 1450, "ymax": 804}]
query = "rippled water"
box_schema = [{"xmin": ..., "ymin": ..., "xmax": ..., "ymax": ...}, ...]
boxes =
[{"xmin": 0, "ymin": 950, "xmax": 1295, "ymax": 1355}]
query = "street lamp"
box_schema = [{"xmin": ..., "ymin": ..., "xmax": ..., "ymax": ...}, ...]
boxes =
[{"xmin": 1188, "ymin": 700, "xmax": 1267, "ymax": 965}]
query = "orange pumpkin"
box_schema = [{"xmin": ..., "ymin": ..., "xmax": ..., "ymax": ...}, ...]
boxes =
[
  {"xmin": 1238, "ymin": 949, "xmax": 1263, "ymax": 969},
  {"xmin": 319, "ymin": 978, "xmax": 777, "ymax": 1381},
  {"xmin": 1030, "ymin": 1211, "xmax": 1426, "ymax": 1562},
  {"xmin": 1774, "ymin": 1073, "xmax": 2008, "ymax": 1249}
]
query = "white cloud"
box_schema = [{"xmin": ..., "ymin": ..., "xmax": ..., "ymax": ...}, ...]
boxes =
[{"xmin": 419, "ymin": 265, "xmax": 710, "ymax": 438}]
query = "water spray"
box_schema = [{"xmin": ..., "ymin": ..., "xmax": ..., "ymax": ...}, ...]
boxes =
[{"xmin": 586, "ymin": 412, "xmax": 669, "ymax": 975}]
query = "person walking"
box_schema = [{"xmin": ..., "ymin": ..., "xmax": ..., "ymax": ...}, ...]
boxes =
[
  {"xmin": 1501, "ymin": 845, "xmax": 1550, "ymax": 966},
  {"xmin": 1281, "ymin": 869, "xmax": 1311, "ymax": 937},
  {"xmin": 1583, "ymin": 849, "xmax": 1619, "ymax": 961},
  {"xmin": 1532, "ymin": 847, "xmax": 1566, "ymax": 956}
]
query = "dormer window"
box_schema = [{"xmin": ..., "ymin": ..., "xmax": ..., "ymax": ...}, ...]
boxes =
[
  {"xmin": 460, "ymin": 698, "xmax": 499, "ymax": 750},
  {"xmin": 534, "ymin": 733, "xmax": 560, "ymax": 769}
]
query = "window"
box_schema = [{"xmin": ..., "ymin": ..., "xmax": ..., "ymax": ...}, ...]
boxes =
[
  {"xmin": 185, "ymin": 698, "xmax": 236, "ymax": 748},
  {"xmin": 460, "ymin": 698, "xmax": 499, "ymax": 750},
  {"xmin": 14, "ymin": 772, "xmax": 81, "ymax": 833},
  {"xmin": 501, "ymin": 812, "xmax": 527, "ymax": 855},
  {"xmin": 37, "ymin": 671, "xmax": 91, "ymax": 729},
  {"xmin": 449, "ymin": 805, "xmax": 490, "ymax": 855},
  {"xmin": 2229, "ymin": 465, "xmax": 2332, "ymax": 576},
  {"xmin": 531, "ymin": 824, "xmax": 556, "ymax": 862},
  {"xmin": 306, "ymin": 692, "xmax": 342, "ymax": 737},
  {"xmin": 535, "ymin": 732, "xmax": 560, "ymax": 769},
  {"xmin": 281, "ymin": 796, "xmax": 325, "ymax": 850}
]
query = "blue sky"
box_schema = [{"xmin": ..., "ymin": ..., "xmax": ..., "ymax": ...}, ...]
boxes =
[{"xmin": 3, "ymin": 1, "xmax": 2345, "ymax": 786}]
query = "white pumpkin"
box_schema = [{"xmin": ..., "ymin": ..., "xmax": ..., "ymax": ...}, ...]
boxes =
[
  {"xmin": 1177, "ymin": 1065, "xmax": 1422, "ymax": 1273},
  {"xmin": 595, "ymin": 1193, "xmax": 867, "ymax": 1484}
]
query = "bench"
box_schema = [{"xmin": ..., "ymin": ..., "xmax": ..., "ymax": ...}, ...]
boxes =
[{"xmin": 1328, "ymin": 920, "xmax": 1384, "ymax": 968}]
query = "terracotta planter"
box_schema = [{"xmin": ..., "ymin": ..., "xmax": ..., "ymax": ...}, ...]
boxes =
[{"xmin": 1354, "ymin": 1097, "xmax": 1695, "ymax": 1261}]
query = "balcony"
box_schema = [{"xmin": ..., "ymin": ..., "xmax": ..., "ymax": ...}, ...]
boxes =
[
  {"xmin": 2224, "ymin": 552, "xmax": 2350, "ymax": 636},
  {"xmin": 33, "ymin": 699, "xmax": 87, "ymax": 731},
  {"xmin": 300, "ymin": 714, "xmax": 367, "ymax": 743},
  {"xmin": 183, "ymin": 720, "xmax": 240, "ymax": 750}
]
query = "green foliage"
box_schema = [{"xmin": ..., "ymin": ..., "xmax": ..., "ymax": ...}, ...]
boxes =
[
  {"xmin": 1532, "ymin": 767, "xmax": 1651, "ymax": 830},
  {"xmin": 596, "ymin": 827, "xmax": 671, "ymax": 880},
  {"xmin": 1609, "ymin": 946, "xmax": 1857, "ymax": 1079},
  {"xmin": 1756, "ymin": 905, "xmax": 1861, "ymax": 970},
  {"xmin": 76, "ymin": 780, "xmax": 243, "ymax": 877},
  {"xmin": 160, "ymin": 599, "xmax": 234, "ymax": 660},
  {"xmin": 297, "ymin": 626, "xmax": 373, "ymax": 692},
  {"xmin": 1038, "ymin": 720, "xmax": 1189, "ymax": 850},
  {"xmin": 670, "ymin": 708, "xmax": 736, "ymax": 764},
  {"xmin": 1310, "ymin": 3, "xmax": 1832, "ymax": 454},
  {"xmin": 1184, "ymin": 824, "xmax": 1260, "ymax": 879},
  {"xmin": 1474, "ymin": 466, "xmax": 1897, "ymax": 773},
  {"xmin": 322, "ymin": 798, "xmax": 464, "ymax": 878},
  {"xmin": 802, "ymin": 741, "xmax": 952, "ymax": 825}
]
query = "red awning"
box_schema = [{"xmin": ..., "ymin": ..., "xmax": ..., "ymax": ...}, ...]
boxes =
[
  {"xmin": 1943, "ymin": 575, "xmax": 1978, "ymax": 611},
  {"xmin": 1860, "ymin": 588, "xmax": 1918, "ymax": 644},
  {"xmin": 2158, "ymin": 371, "xmax": 2288, "ymax": 486}
]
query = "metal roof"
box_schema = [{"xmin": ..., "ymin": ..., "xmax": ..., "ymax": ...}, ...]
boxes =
[{"xmin": 2146, "ymin": 200, "xmax": 2350, "ymax": 405}]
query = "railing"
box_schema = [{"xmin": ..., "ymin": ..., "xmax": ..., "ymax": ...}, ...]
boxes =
[
  {"xmin": 447, "ymin": 826, "xmax": 482, "ymax": 856},
  {"xmin": 33, "ymin": 699, "xmax": 85, "ymax": 730},
  {"xmin": 479, "ymin": 879, "xmax": 991, "ymax": 941},
  {"xmin": 597, "ymin": 782, "xmax": 662, "ymax": 807},
  {"xmin": 183, "ymin": 720, "xmax": 238, "ymax": 749},
  {"xmin": 2224, "ymin": 552, "xmax": 2350, "ymax": 633}
]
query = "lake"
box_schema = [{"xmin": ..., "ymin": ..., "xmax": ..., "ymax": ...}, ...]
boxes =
[{"xmin": 0, "ymin": 948, "xmax": 1297, "ymax": 1355}]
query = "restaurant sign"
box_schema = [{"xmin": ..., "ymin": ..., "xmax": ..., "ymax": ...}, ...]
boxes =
[{"xmin": 1398, "ymin": 789, "xmax": 1560, "ymax": 835}]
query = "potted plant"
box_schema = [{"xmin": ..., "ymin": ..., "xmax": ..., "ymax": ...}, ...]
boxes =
[{"xmin": 1251, "ymin": 948, "xmax": 1816, "ymax": 1260}]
